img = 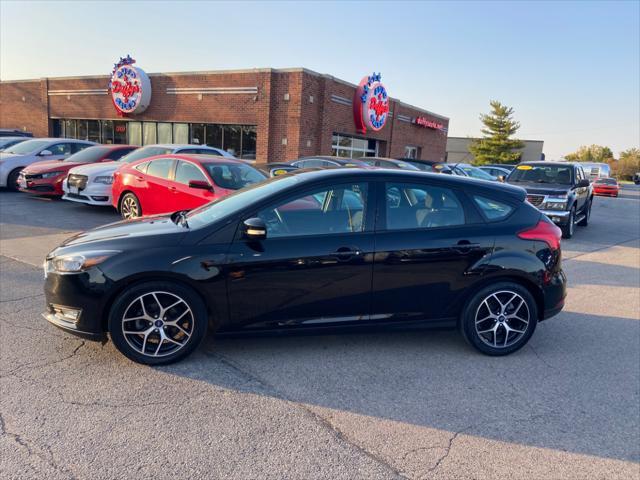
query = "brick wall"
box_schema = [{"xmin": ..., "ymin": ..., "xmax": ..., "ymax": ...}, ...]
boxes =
[{"xmin": 1, "ymin": 68, "xmax": 449, "ymax": 163}]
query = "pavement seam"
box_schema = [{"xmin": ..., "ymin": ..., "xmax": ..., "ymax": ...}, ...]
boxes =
[{"xmin": 209, "ymin": 350, "xmax": 409, "ymax": 479}]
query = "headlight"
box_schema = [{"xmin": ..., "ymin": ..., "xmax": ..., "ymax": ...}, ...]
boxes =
[
  {"xmin": 94, "ymin": 175, "xmax": 113, "ymax": 184},
  {"xmin": 45, "ymin": 250, "xmax": 120, "ymax": 275},
  {"xmin": 542, "ymin": 195, "xmax": 568, "ymax": 210},
  {"xmin": 41, "ymin": 171, "xmax": 64, "ymax": 178}
]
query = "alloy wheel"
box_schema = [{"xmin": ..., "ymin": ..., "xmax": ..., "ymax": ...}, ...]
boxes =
[
  {"xmin": 474, "ymin": 290, "xmax": 530, "ymax": 348},
  {"xmin": 121, "ymin": 195, "xmax": 139, "ymax": 219},
  {"xmin": 121, "ymin": 291, "xmax": 194, "ymax": 358}
]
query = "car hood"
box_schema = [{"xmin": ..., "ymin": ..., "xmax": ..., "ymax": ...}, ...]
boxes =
[
  {"xmin": 0, "ymin": 152, "xmax": 26, "ymax": 161},
  {"xmin": 23, "ymin": 159, "xmax": 80, "ymax": 174},
  {"xmin": 67, "ymin": 161, "xmax": 121, "ymax": 177},
  {"xmin": 506, "ymin": 181, "xmax": 572, "ymax": 196},
  {"xmin": 51, "ymin": 215, "xmax": 188, "ymax": 256}
]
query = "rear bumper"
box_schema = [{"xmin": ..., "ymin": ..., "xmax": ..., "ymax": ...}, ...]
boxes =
[{"xmin": 541, "ymin": 269, "xmax": 567, "ymax": 321}]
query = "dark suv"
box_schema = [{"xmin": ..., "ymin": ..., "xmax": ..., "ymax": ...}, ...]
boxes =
[{"xmin": 506, "ymin": 162, "xmax": 593, "ymax": 238}]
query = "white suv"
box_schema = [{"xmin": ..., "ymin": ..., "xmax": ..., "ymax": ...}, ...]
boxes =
[
  {"xmin": 62, "ymin": 144, "xmax": 234, "ymax": 207},
  {"xmin": 0, "ymin": 138, "xmax": 96, "ymax": 190}
]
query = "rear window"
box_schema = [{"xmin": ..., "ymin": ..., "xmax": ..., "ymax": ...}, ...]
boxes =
[
  {"xmin": 120, "ymin": 146, "xmax": 173, "ymax": 163},
  {"xmin": 473, "ymin": 195, "xmax": 514, "ymax": 221},
  {"xmin": 596, "ymin": 178, "xmax": 617, "ymax": 185}
]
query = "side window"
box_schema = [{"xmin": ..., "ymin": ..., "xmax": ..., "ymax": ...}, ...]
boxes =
[
  {"xmin": 256, "ymin": 183, "xmax": 368, "ymax": 238},
  {"xmin": 48, "ymin": 143, "xmax": 73, "ymax": 155},
  {"xmin": 473, "ymin": 195, "xmax": 514, "ymax": 221},
  {"xmin": 146, "ymin": 158, "xmax": 174, "ymax": 179},
  {"xmin": 385, "ymin": 183, "xmax": 465, "ymax": 230},
  {"xmin": 134, "ymin": 162, "xmax": 149, "ymax": 173},
  {"xmin": 175, "ymin": 161, "xmax": 208, "ymax": 185},
  {"xmin": 106, "ymin": 148, "xmax": 134, "ymax": 160}
]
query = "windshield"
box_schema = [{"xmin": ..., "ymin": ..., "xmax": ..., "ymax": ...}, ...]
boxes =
[
  {"xmin": 119, "ymin": 146, "xmax": 173, "ymax": 163},
  {"xmin": 508, "ymin": 164, "xmax": 574, "ymax": 185},
  {"xmin": 4, "ymin": 139, "xmax": 51, "ymax": 155},
  {"xmin": 457, "ymin": 165, "xmax": 496, "ymax": 180},
  {"xmin": 63, "ymin": 146, "xmax": 110, "ymax": 162},
  {"xmin": 186, "ymin": 174, "xmax": 301, "ymax": 229},
  {"xmin": 0, "ymin": 138, "xmax": 25, "ymax": 149},
  {"xmin": 205, "ymin": 163, "xmax": 266, "ymax": 190}
]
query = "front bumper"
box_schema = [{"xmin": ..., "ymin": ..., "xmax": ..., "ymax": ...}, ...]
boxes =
[
  {"xmin": 62, "ymin": 180, "xmax": 112, "ymax": 206},
  {"xmin": 17, "ymin": 174, "xmax": 65, "ymax": 196},
  {"xmin": 43, "ymin": 310, "xmax": 105, "ymax": 341},
  {"xmin": 539, "ymin": 209, "xmax": 571, "ymax": 225}
]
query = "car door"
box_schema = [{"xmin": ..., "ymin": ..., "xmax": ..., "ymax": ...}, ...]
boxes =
[
  {"xmin": 41, "ymin": 142, "xmax": 75, "ymax": 161},
  {"xmin": 574, "ymin": 166, "xmax": 589, "ymax": 211},
  {"xmin": 172, "ymin": 160, "xmax": 216, "ymax": 210},
  {"xmin": 371, "ymin": 181, "xmax": 494, "ymax": 322},
  {"xmin": 226, "ymin": 181, "xmax": 376, "ymax": 329},
  {"xmin": 141, "ymin": 158, "xmax": 176, "ymax": 214}
]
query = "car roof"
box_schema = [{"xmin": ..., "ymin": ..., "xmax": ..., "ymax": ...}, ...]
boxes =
[
  {"xmin": 23, "ymin": 138, "xmax": 95, "ymax": 143},
  {"xmin": 155, "ymin": 153, "xmax": 245, "ymax": 164},
  {"xmin": 144, "ymin": 144, "xmax": 221, "ymax": 150},
  {"xmin": 285, "ymin": 167, "xmax": 527, "ymax": 199},
  {"xmin": 520, "ymin": 161, "xmax": 579, "ymax": 167}
]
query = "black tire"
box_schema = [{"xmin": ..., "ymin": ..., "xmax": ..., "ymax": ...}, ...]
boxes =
[
  {"xmin": 459, "ymin": 282, "xmax": 538, "ymax": 356},
  {"xmin": 108, "ymin": 281, "xmax": 208, "ymax": 365},
  {"xmin": 561, "ymin": 206, "xmax": 576, "ymax": 239},
  {"xmin": 119, "ymin": 192, "xmax": 142, "ymax": 219},
  {"xmin": 6, "ymin": 168, "xmax": 22, "ymax": 191},
  {"xmin": 577, "ymin": 198, "xmax": 591, "ymax": 226}
]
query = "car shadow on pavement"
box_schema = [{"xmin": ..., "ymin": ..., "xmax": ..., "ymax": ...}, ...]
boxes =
[{"xmin": 158, "ymin": 309, "xmax": 640, "ymax": 465}]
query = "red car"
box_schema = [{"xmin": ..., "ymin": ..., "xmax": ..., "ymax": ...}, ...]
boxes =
[
  {"xmin": 18, "ymin": 145, "xmax": 136, "ymax": 196},
  {"xmin": 593, "ymin": 177, "xmax": 619, "ymax": 197},
  {"xmin": 112, "ymin": 154, "xmax": 267, "ymax": 219}
]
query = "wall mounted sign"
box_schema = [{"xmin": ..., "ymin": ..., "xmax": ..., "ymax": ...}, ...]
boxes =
[
  {"xmin": 413, "ymin": 116, "xmax": 444, "ymax": 130},
  {"xmin": 108, "ymin": 55, "xmax": 151, "ymax": 116},
  {"xmin": 353, "ymin": 72, "xmax": 390, "ymax": 134}
]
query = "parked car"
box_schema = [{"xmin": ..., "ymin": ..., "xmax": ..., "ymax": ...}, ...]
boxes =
[
  {"xmin": 478, "ymin": 165, "xmax": 511, "ymax": 181},
  {"xmin": 357, "ymin": 157, "xmax": 421, "ymax": 170},
  {"xmin": 0, "ymin": 138, "xmax": 96, "ymax": 190},
  {"xmin": 257, "ymin": 162, "xmax": 300, "ymax": 177},
  {"xmin": 485, "ymin": 163, "xmax": 516, "ymax": 172},
  {"xmin": 398, "ymin": 159, "xmax": 453, "ymax": 173},
  {"xmin": 633, "ymin": 173, "xmax": 640, "ymax": 185},
  {"xmin": 63, "ymin": 144, "xmax": 232, "ymax": 207},
  {"xmin": 506, "ymin": 161, "xmax": 593, "ymax": 238},
  {"xmin": 112, "ymin": 154, "xmax": 267, "ymax": 219},
  {"xmin": 593, "ymin": 177, "xmax": 619, "ymax": 197},
  {"xmin": 17, "ymin": 145, "xmax": 137, "ymax": 197},
  {"xmin": 43, "ymin": 168, "xmax": 565, "ymax": 365},
  {"xmin": 451, "ymin": 163, "xmax": 498, "ymax": 181},
  {"xmin": 289, "ymin": 156, "xmax": 369, "ymax": 168},
  {"xmin": 0, "ymin": 137, "xmax": 28, "ymax": 152},
  {"xmin": 0, "ymin": 128, "xmax": 33, "ymax": 137}
]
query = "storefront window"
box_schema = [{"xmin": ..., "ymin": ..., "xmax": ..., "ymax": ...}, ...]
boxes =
[
  {"xmin": 63, "ymin": 119, "xmax": 76, "ymax": 139},
  {"xmin": 191, "ymin": 124, "xmax": 205, "ymax": 145},
  {"xmin": 157, "ymin": 123, "xmax": 172, "ymax": 144},
  {"xmin": 332, "ymin": 133, "xmax": 377, "ymax": 158},
  {"xmin": 102, "ymin": 120, "xmax": 114, "ymax": 144},
  {"xmin": 404, "ymin": 146, "xmax": 418, "ymax": 159},
  {"xmin": 128, "ymin": 122, "xmax": 142, "ymax": 146},
  {"xmin": 114, "ymin": 121, "xmax": 127, "ymax": 144},
  {"xmin": 241, "ymin": 126, "xmax": 257, "ymax": 159},
  {"xmin": 88, "ymin": 120, "xmax": 101, "ymax": 143},
  {"xmin": 173, "ymin": 123, "xmax": 189, "ymax": 144},
  {"xmin": 143, "ymin": 122, "xmax": 157, "ymax": 145},
  {"xmin": 77, "ymin": 120, "xmax": 88, "ymax": 140},
  {"xmin": 206, "ymin": 124, "xmax": 223, "ymax": 148},
  {"xmin": 223, "ymin": 125, "xmax": 241, "ymax": 157}
]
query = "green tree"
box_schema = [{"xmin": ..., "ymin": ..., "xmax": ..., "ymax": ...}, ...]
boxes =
[
  {"xmin": 616, "ymin": 148, "xmax": 640, "ymax": 180},
  {"xmin": 565, "ymin": 145, "xmax": 614, "ymax": 162},
  {"xmin": 469, "ymin": 100, "xmax": 525, "ymax": 165}
]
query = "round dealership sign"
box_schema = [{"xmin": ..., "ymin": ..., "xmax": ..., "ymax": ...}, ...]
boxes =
[
  {"xmin": 108, "ymin": 55, "xmax": 151, "ymax": 116},
  {"xmin": 353, "ymin": 72, "xmax": 390, "ymax": 134}
]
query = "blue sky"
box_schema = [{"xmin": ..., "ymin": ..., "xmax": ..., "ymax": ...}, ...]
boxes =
[{"xmin": 1, "ymin": 0, "xmax": 638, "ymax": 158}]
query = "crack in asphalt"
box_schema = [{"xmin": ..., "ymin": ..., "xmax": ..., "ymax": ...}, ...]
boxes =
[
  {"xmin": 209, "ymin": 350, "xmax": 409, "ymax": 479},
  {"xmin": 0, "ymin": 412, "xmax": 78, "ymax": 479},
  {"xmin": 0, "ymin": 293, "xmax": 44, "ymax": 303},
  {"xmin": 1, "ymin": 340, "xmax": 86, "ymax": 378}
]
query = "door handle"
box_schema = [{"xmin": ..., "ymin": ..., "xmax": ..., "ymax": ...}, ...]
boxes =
[
  {"xmin": 330, "ymin": 246, "xmax": 362, "ymax": 260},
  {"xmin": 452, "ymin": 240, "xmax": 480, "ymax": 253},
  {"xmin": 135, "ymin": 176, "xmax": 144, "ymax": 181},
  {"xmin": 168, "ymin": 186, "xmax": 177, "ymax": 193}
]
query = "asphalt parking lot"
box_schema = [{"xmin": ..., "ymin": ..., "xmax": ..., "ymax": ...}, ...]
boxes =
[{"xmin": 1, "ymin": 186, "xmax": 639, "ymax": 479}]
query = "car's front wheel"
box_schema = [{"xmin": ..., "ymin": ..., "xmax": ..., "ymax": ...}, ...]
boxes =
[
  {"xmin": 6, "ymin": 168, "xmax": 22, "ymax": 191},
  {"xmin": 561, "ymin": 206, "xmax": 576, "ymax": 238},
  {"xmin": 460, "ymin": 282, "xmax": 538, "ymax": 356},
  {"xmin": 578, "ymin": 198, "xmax": 591, "ymax": 226},
  {"xmin": 108, "ymin": 281, "xmax": 208, "ymax": 365},
  {"xmin": 119, "ymin": 192, "xmax": 142, "ymax": 219}
]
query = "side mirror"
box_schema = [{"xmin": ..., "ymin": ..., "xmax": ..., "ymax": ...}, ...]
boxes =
[
  {"xmin": 578, "ymin": 179, "xmax": 590, "ymax": 188},
  {"xmin": 39, "ymin": 149, "xmax": 52, "ymax": 156},
  {"xmin": 242, "ymin": 217, "xmax": 267, "ymax": 240},
  {"xmin": 188, "ymin": 179, "xmax": 213, "ymax": 191}
]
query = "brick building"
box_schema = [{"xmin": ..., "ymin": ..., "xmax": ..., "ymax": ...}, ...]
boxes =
[{"xmin": 0, "ymin": 67, "xmax": 449, "ymax": 163}]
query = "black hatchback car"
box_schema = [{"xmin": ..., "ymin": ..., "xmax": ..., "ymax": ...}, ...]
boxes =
[{"xmin": 43, "ymin": 169, "xmax": 566, "ymax": 364}]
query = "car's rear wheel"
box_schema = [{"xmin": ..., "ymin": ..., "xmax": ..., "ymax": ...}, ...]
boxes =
[
  {"xmin": 108, "ymin": 281, "xmax": 208, "ymax": 365},
  {"xmin": 460, "ymin": 282, "xmax": 538, "ymax": 356},
  {"xmin": 119, "ymin": 192, "xmax": 141, "ymax": 219},
  {"xmin": 561, "ymin": 206, "xmax": 575, "ymax": 238},
  {"xmin": 6, "ymin": 168, "xmax": 22, "ymax": 191}
]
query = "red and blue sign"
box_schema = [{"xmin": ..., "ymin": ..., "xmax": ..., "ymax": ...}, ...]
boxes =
[
  {"xmin": 108, "ymin": 55, "xmax": 151, "ymax": 116},
  {"xmin": 353, "ymin": 72, "xmax": 390, "ymax": 134}
]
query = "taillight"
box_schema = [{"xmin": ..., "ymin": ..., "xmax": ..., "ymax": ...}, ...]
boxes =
[{"xmin": 517, "ymin": 218, "xmax": 562, "ymax": 250}]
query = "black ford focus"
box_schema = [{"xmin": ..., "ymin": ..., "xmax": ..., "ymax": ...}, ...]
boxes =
[{"xmin": 43, "ymin": 169, "xmax": 566, "ymax": 365}]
